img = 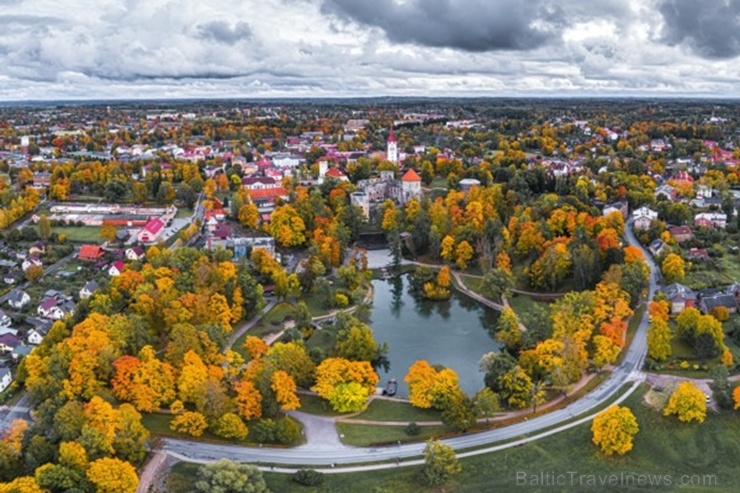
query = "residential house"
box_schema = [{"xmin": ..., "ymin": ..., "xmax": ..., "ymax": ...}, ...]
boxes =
[
  {"xmin": 694, "ymin": 212, "xmax": 727, "ymax": 229},
  {"xmin": 28, "ymin": 241, "xmax": 46, "ymax": 256},
  {"xmin": 668, "ymin": 225, "xmax": 692, "ymax": 243},
  {"xmin": 125, "ymin": 246, "xmax": 146, "ymax": 261},
  {"xmin": 37, "ymin": 291, "xmax": 75, "ymax": 320},
  {"xmin": 78, "ymin": 244, "xmax": 105, "ymax": 262},
  {"xmin": 687, "ymin": 248, "xmax": 710, "ymax": 262},
  {"xmin": 115, "ymin": 229, "xmax": 131, "ymax": 243},
  {"xmin": 0, "ymin": 333, "xmax": 21, "ymax": 352},
  {"xmin": 79, "ymin": 280, "xmax": 100, "ymax": 300},
  {"xmin": 662, "ymin": 283, "xmax": 697, "ymax": 314},
  {"xmin": 654, "ymin": 184, "xmax": 676, "ymax": 201},
  {"xmin": 0, "ymin": 368, "xmax": 11, "ymax": 393},
  {"xmin": 648, "ymin": 239, "xmax": 667, "ymax": 257},
  {"xmin": 27, "ymin": 326, "xmax": 48, "ymax": 345},
  {"xmin": 0, "ymin": 310, "xmax": 11, "ymax": 329},
  {"xmin": 11, "ymin": 345, "xmax": 33, "ymax": 360},
  {"xmin": 6, "ymin": 289, "xmax": 30, "ymax": 309},
  {"xmin": 137, "ymin": 218, "xmax": 165, "ymax": 244},
  {"xmin": 699, "ymin": 293, "xmax": 738, "ymax": 314},
  {"xmin": 247, "ymin": 187, "xmax": 290, "ymax": 213},
  {"xmin": 241, "ymin": 176, "xmax": 278, "ymax": 190},
  {"xmin": 696, "ymin": 184, "xmax": 713, "ymax": 199},
  {"xmin": 3, "ymin": 270, "xmax": 23, "ymax": 285},
  {"xmin": 603, "ymin": 201, "xmax": 629, "ymax": 219},
  {"xmin": 22, "ymin": 256, "xmax": 42, "ymax": 271},
  {"xmin": 108, "ymin": 261, "xmax": 125, "ymax": 277},
  {"xmin": 632, "ymin": 207, "xmax": 658, "ymax": 231}
]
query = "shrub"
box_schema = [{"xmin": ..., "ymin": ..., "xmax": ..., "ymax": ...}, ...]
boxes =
[
  {"xmin": 405, "ymin": 422, "xmax": 421, "ymax": 436},
  {"xmin": 293, "ymin": 469, "xmax": 324, "ymax": 486},
  {"xmin": 276, "ymin": 417, "xmax": 302, "ymax": 444},
  {"xmin": 251, "ymin": 419, "xmax": 277, "ymax": 443}
]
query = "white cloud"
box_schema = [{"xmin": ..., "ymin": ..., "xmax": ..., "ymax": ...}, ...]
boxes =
[{"xmin": 0, "ymin": 0, "xmax": 737, "ymax": 100}]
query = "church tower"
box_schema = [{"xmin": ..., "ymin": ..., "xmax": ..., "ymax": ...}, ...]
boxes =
[{"xmin": 387, "ymin": 126, "xmax": 398, "ymax": 164}]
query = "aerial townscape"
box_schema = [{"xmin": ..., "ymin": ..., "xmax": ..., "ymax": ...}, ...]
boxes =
[
  {"xmin": 0, "ymin": 99, "xmax": 735, "ymax": 492},
  {"xmin": 0, "ymin": 1, "xmax": 740, "ymax": 492}
]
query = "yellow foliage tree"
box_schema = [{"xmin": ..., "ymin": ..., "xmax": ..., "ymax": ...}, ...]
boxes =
[
  {"xmin": 647, "ymin": 318, "xmax": 672, "ymax": 361},
  {"xmin": 233, "ymin": 380, "xmax": 263, "ymax": 421},
  {"xmin": 170, "ymin": 411, "xmax": 208, "ymax": 437},
  {"xmin": 661, "ymin": 253, "xmax": 685, "ymax": 284},
  {"xmin": 86, "ymin": 457, "xmax": 139, "ymax": 493},
  {"xmin": 404, "ymin": 360, "xmax": 461, "ymax": 410},
  {"xmin": 455, "ymin": 240, "xmax": 474, "ymax": 270},
  {"xmin": 591, "ymin": 405, "xmax": 639, "ymax": 456},
  {"xmin": 663, "ymin": 382, "xmax": 706, "ymax": 423},
  {"xmin": 0, "ymin": 477, "xmax": 45, "ymax": 493},
  {"xmin": 271, "ymin": 370, "xmax": 301, "ymax": 411},
  {"xmin": 312, "ymin": 358, "xmax": 379, "ymax": 412}
]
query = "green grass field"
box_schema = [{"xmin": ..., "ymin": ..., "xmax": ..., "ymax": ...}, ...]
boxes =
[
  {"xmin": 337, "ymin": 422, "xmax": 456, "ymax": 447},
  {"xmin": 350, "ymin": 399, "xmax": 441, "ymax": 423},
  {"xmin": 296, "ymin": 394, "xmax": 349, "ymax": 418},
  {"xmin": 51, "ymin": 226, "xmax": 102, "ymax": 243},
  {"xmin": 257, "ymin": 385, "xmax": 740, "ymax": 492}
]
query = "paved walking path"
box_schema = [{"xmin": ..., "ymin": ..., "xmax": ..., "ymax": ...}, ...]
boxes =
[
  {"xmin": 286, "ymin": 411, "xmax": 347, "ymax": 451},
  {"xmin": 223, "ymin": 299, "xmax": 278, "ymax": 351}
]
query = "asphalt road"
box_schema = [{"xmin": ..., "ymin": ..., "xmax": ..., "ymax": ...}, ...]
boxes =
[{"xmin": 161, "ymin": 220, "xmax": 659, "ymax": 467}]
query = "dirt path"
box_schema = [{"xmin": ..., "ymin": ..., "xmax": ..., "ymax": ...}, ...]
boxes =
[{"xmin": 136, "ymin": 451, "xmax": 169, "ymax": 493}]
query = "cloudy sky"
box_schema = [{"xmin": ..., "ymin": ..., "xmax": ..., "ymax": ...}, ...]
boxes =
[{"xmin": 0, "ymin": 0, "xmax": 739, "ymax": 100}]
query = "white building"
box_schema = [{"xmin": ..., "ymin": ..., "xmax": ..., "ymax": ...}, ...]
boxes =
[
  {"xmin": 632, "ymin": 207, "xmax": 658, "ymax": 231},
  {"xmin": 387, "ymin": 127, "xmax": 398, "ymax": 164}
]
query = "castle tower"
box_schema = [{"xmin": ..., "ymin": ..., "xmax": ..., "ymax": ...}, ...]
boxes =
[{"xmin": 387, "ymin": 126, "xmax": 398, "ymax": 164}]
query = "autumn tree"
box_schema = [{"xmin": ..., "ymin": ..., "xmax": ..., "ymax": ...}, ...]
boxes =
[
  {"xmin": 647, "ymin": 318, "xmax": 672, "ymax": 361},
  {"xmin": 498, "ymin": 365, "xmax": 536, "ymax": 409},
  {"xmin": 405, "ymin": 360, "xmax": 461, "ymax": 410},
  {"xmin": 419, "ymin": 439, "xmax": 462, "ymax": 486},
  {"xmin": 455, "ymin": 240, "xmax": 474, "ymax": 270},
  {"xmin": 171, "ymin": 411, "xmax": 208, "ymax": 437},
  {"xmin": 233, "ymin": 380, "xmax": 263, "ymax": 421},
  {"xmin": 37, "ymin": 214, "xmax": 51, "ymax": 241},
  {"xmin": 270, "ymin": 204, "xmax": 306, "ymax": 247},
  {"xmin": 100, "ymin": 223, "xmax": 117, "ymax": 243},
  {"xmin": 86, "ymin": 458, "xmax": 138, "ymax": 493},
  {"xmin": 662, "ymin": 253, "xmax": 685, "ymax": 284},
  {"xmin": 591, "ymin": 405, "xmax": 639, "ymax": 456},
  {"xmin": 663, "ymin": 382, "xmax": 707, "ymax": 423},
  {"xmin": 270, "ymin": 370, "xmax": 301, "ymax": 411},
  {"xmin": 24, "ymin": 264, "xmax": 43, "ymax": 281},
  {"xmin": 212, "ymin": 413, "xmax": 249, "ymax": 441},
  {"xmin": 733, "ymin": 386, "xmax": 740, "ymax": 410},
  {"xmin": 312, "ymin": 358, "xmax": 379, "ymax": 412}
]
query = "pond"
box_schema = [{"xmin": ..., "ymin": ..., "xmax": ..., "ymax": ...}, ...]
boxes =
[{"xmin": 369, "ymin": 275, "xmax": 501, "ymax": 397}]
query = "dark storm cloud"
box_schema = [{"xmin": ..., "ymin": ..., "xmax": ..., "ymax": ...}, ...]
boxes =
[
  {"xmin": 659, "ymin": 0, "xmax": 740, "ymax": 59},
  {"xmin": 195, "ymin": 20, "xmax": 253, "ymax": 45},
  {"xmin": 320, "ymin": 0, "xmax": 564, "ymax": 52}
]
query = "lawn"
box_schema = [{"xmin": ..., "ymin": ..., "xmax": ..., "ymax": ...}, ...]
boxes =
[
  {"xmin": 297, "ymin": 394, "xmax": 349, "ymax": 418},
  {"xmin": 51, "ymin": 226, "xmax": 102, "ymax": 243},
  {"xmin": 350, "ymin": 399, "xmax": 442, "ymax": 423},
  {"xmin": 175, "ymin": 207, "xmax": 194, "ymax": 219},
  {"xmin": 258, "ymin": 385, "xmax": 740, "ymax": 492},
  {"xmin": 336, "ymin": 422, "xmax": 456, "ymax": 447},
  {"xmin": 507, "ymin": 293, "xmax": 544, "ymax": 319}
]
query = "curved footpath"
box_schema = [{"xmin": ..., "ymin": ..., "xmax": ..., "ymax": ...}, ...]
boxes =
[{"xmin": 160, "ymin": 220, "xmax": 658, "ymax": 471}]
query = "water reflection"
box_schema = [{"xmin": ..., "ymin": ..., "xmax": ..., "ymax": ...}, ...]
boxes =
[{"xmin": 370, "ymin": 274, "xmax": 501, "ymax": 397}]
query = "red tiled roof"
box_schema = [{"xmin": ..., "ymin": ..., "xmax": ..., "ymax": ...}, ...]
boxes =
[
  {"xmin": 401, "ymin": 169, "xmax": 421, "ymax": 182},
  {"xmin": 79, "ymin": 245, "xmax": 104, "ymax": 260},
  {"xmin": 248, "ymin": 187, "xmax": 288, "ymax": 200},
  {"xmin": 325, "ymin": 168, "xmax": 345, "ymax": 177}
]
